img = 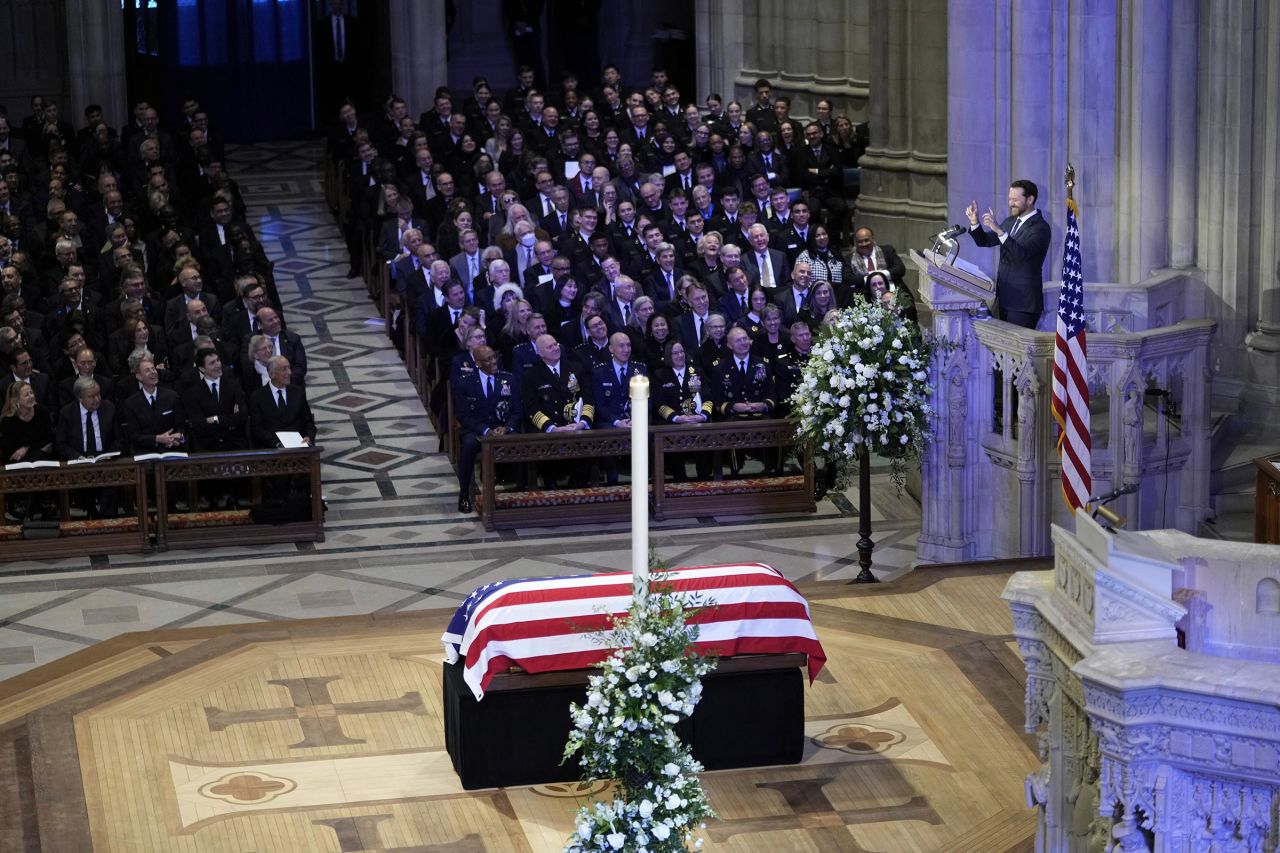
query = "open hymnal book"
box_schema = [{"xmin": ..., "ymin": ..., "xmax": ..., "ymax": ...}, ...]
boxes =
[
  {"xmin": 133, "ymin": 451, "xmax": 190, "ymax": 462},
  {"xmin": 4, "ymin": 459, "xmax": 60, "ymax": 470},
  {"xmin": 66, "ymin": 451, "xmax": 122, "ymax": 465}
]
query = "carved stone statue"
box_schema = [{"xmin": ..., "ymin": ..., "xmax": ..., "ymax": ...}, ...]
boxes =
[
  {"xmin": 1027, "ymin": 732, "xmax": 1052, "ymax": 852},
  {"xmin": 1018, "ymin": 383, "xmax": 1037, "ymax": 460},
  {"xmin": 1123, "ymin": 388, "xmax": 1142, "ymax": 468},
  {"xmin": 948, "ymin": 372, "xmax": 965, "ymax": 449}
]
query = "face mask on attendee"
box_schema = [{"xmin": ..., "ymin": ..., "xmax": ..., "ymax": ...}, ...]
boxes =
[{"xmin": 519, "ymin": 232, "xmax": 536, "ymax": 247}]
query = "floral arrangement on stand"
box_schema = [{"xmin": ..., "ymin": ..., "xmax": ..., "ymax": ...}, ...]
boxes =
[
  {"xmin": 789, "ymin": 299, "xmax": 936, "ymax": 486},
  {"xmin": 562, "ymin": 579, "xmax": 717, "ymax": 852}
]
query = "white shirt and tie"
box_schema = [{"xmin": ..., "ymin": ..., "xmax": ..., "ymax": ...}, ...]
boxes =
[
  {"xmin": 79, "ymin": 404, "xmax": 103, "ymax": 455},
  {"xmin": 999, "ymin": 209, "xmax": 1039, "ymax": 244},
  {"xmin": 757, "ymin": 252, "xmax": 776, "ymax": 288}
]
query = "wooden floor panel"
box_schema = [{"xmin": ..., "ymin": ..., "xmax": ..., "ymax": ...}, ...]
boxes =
[{"xmin": 2, "ymin": 569, "xmax": 1041, "ymax": 852}]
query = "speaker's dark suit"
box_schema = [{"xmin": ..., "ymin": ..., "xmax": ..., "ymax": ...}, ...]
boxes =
[
  {"xmin": 967, "ymin": 211, "xmax": 1051, "ymax": 325},
  {"xmin": 248, "ymin": 383, "xmax": 316, "ymax": 448}
]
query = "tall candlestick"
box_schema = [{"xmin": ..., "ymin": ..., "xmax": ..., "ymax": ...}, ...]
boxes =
[{"xmin": 630, "ymin": 374, "xmax": 650, "ymax": 601}]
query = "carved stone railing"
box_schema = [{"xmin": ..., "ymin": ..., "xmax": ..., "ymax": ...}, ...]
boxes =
[
  {"xmin": 1004, "ymin": 512, "xmax": 1280, "ymax": 852},
  {"xmin": 911, "ymin": 251, "xmax": 1216, "ymax": 562}
]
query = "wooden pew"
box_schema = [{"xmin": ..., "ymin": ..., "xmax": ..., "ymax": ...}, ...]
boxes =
[
  {"xmin": 474, "ymin": 420, "xmax": 815, "ymax": 531},
  {"xmin": 651, "ymin": 421, "xmax": 815, "ymax": 520},
  {"xmin": 0, "ymin": 449, "xmax": 327, "ymax": 563},
  {"xmin": 153, "ymin": 447, "xmax": 325, "ymax": 550},
  {"xmin": 0, "ymin": 459, "xmax": 151, "ymax": 561}
]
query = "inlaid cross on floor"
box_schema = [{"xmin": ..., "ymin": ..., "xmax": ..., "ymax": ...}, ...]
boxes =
[
  {"xmin": 313, "ymin": 816, "xmax": 485, "ymax": 852},
  {"xmin": 706, "ymin": 776, "xmax": 942, "ymax": 853},
  {"xmin": 204, "ymin": 676, "xmax": 427, "ymax": 748}
]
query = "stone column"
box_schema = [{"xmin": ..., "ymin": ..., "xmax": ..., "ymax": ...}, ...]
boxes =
[
  {"xmin": 1167, "ymin": 0, "xmax": 1200, "ymax": 269},
  {"xmin": 1198, "ymin": 0, "xmax": 1275, "ymax": 417},
  {"xmin": 387, "ymin": 0, "xmax": 447, "ymax": 116},
  {"xmin": 695, "ymin": 0, "xmax": 745, "ymax": 106},
  {"xmin": 858, "ymin": 0, "xmax": 949, "ymax": 267},
  {"xmin": 1114, "ymin": 0, "xmax": 1173, "ymax": 287},
  {"xmin": 1244, "ymin": 2, "xmax": 1280, "ymax": 421},
  {"xmin": 63, "ymin": 0, "xmax": 126, "ymax": 126}
]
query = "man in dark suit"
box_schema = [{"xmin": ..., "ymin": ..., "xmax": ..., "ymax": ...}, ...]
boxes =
[
  {"xmin": 848, "ymin": 227, "xmax": 917, "ymax": 323},
  {"xmin": 253, "ymin": 306, "xmax": 306, "ymax": 385},
  {"xmin": 773, "ymin": 199, "xmax": 816, "ymax": 264},
  {"xmin": 164, "ymin": 264, "xmax": 220, "ymax": 331},
  {"xmin": 619, "ymin": 105, "xmax": 656, "ymax": 166},
  {"xmin": 54, "ymin": 377, "xmax": 122, "ymax": 516},
  {"xmin": 601, "ymin": 277, "xmax": 638, "ymax": 330},
  {"xmin": 538, "ymin": 187, "xmax": 573, "ymax": 250},
  {"xmin": 182, "ymin": 348, "xmax": 248, "ymax": 452},
  {"xmin": 0, "ymin": 348, "xmax": 52, "ymax": 407},
  {"xmin": 120, "ymin": 356, "xmax": 185, "ymax": 453},
  {"xmin": 774, "ymin": 260, "xmax": 813, "ymax": 326},
  {"xmin": 663, "ymin": 150, "xmax": 699, "ymax": 195},
  {"xmin": 965, "ymin": 179, "xmax": 1052, "ymax": 329},
  {"xmin": 677, "ymin": 282, "xmax": 715, "ymax": 353},
  {"xmin": 718, "ymin": 267, "xmax": 753, "ymax": 324},
  {"xmin": 743, "ymin": 224, "xmax": 791, "ymax": 292},
  {"xmin": 454, "ymin": 345, "xmax": 519, "ymax": 513},
  {"xmin": 795, "ymin": 122, "xmax": 846, "ymax": 227},
  {"xmin": 643, "ymin": 244, "xmax": 684, "ymax": 317},
  {"xmin": 220, "ymin": 276, "xmax": 270, "ymax": 351},
  {"xmin": 248, "ymin": 356, "xmax": 316, "ymax": 448},
  {"xmin": 748, "ymin": 132, "xmax": 790, "ymax": 187}
]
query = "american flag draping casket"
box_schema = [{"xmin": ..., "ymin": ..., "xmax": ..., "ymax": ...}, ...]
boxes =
[{"xmin": 442, "ymin": 563, "xmax": 827, "ymax": 700}]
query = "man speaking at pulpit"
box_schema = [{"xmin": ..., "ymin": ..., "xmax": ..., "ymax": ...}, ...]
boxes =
[{"xmin": 965, "ymin": 179, "xmax": 1051, "ymax": 329}]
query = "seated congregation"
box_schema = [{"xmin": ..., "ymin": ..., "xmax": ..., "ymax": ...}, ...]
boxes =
[
  {"xmin": 329, "ymin": 67, "xmax": 920, "ymax": 514},
  {"xmin": 0, "ymin": 97, "xmax": 316, "ymax": 529}
]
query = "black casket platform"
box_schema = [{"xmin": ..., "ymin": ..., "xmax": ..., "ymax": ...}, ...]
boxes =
[{"xmin": 442, "ymin": 653, "xmax": 807, "ymax": 790}]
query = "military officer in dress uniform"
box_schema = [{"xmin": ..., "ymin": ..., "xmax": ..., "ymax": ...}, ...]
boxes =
[
  {"xmin": 522, "ymin": 333, "xmax": 595, "ymax": 487},
  {"xmin": 591, "ymin": 333, "xmax": 648, "ymax": 429},
  {"xmin": 591, "ymin": 332, "xmax": 647, "ymax": 483},
  {"xmin": 653, "ymin": 338, "xmax": 713, "ymax": 480},
  {"xmin": 455, "ymin": 345, "xmax": 519, "ymax": 513},
  {"xmin": 522, "ymin": 333, "xmax": 594, "ymax": 433},
  {"xmin": 712, "ymin": 325, "xmax": 778, "ymax": 474}
]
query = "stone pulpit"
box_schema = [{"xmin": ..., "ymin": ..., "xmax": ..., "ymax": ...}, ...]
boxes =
[{"xmin": 1004, "ymin": 512, "xmax": 1280, "ymax": 852}]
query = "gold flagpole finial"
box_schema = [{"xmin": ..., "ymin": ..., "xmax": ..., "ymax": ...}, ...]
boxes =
[{"xmin": 1064, "ymin": 163, "xmax": 1076, "ymax": 201}]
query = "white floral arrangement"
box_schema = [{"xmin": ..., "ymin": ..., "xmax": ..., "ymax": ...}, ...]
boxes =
[
  {"xmin": 562, "ymin": 580, "xmax": 717, "ymax": 852},
  {"xmin": 789, "ymin": 300, "xmax": 935, "ymax": 485}
]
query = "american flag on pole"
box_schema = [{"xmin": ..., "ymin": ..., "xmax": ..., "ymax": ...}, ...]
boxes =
[
  {"xmin": 442, "ymin": 563, "xmax": 827, "ymax": 700},
  {"xmin": 1052, "ymin": 197, "xmax": 1091, "ymax": 511}
]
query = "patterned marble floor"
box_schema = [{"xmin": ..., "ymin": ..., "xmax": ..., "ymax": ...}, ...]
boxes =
[{"xmin": 0, "ymin": 140, "xmax": 924, "ymax": 684}]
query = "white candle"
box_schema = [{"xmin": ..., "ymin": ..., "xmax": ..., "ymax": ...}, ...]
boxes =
[{"xmin": 630, "ymin": 374, "xmax": 650, "ymax": 601}]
